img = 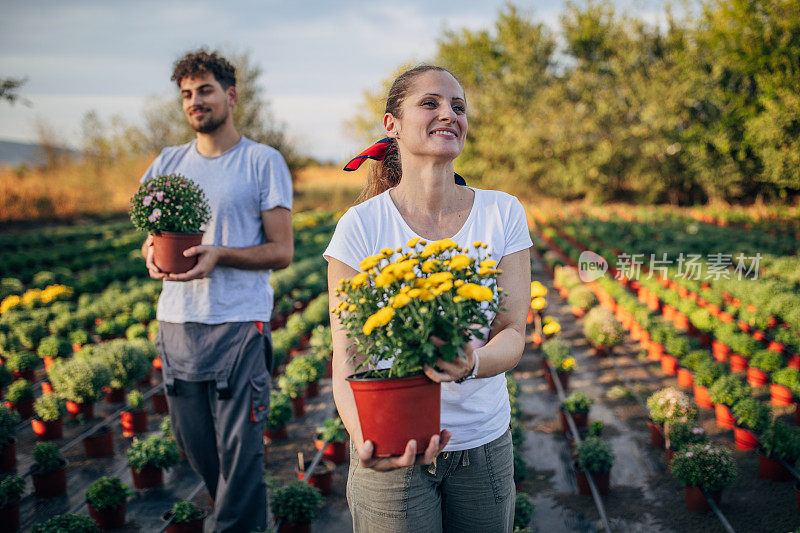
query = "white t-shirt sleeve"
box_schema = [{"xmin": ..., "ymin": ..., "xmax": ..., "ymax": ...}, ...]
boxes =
[
  {"xmin": 323, "ymin": 207, "xmax": 370, "ymax": 272},
  {"xmin": 503, "ymin": 197, "xmax": 533, "ymax": 256},
  {"xmin": 140, "ymin": 151, "xmax": 165, "ymax": 184},
  {"xmin": 260, "ymin": 151, "xmax": 293, "ymax": 211}
]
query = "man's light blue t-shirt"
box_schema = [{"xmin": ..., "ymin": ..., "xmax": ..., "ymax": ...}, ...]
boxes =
[{"xmin": 141, "ymin": 137, "xmax": 293, "ymax": 324}]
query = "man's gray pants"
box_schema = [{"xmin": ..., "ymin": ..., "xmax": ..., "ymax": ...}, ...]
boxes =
[{"xmin": 157, "ymin": 321, "xmax": 271, "ymax": 533}]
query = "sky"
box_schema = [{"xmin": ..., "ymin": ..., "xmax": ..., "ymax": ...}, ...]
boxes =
[{"xmin": 0, "ymin": 0, "xmax": 669, "ymax": 162}]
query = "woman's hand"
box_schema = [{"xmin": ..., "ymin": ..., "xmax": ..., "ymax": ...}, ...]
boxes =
[
  {"xmin": 358, "ymin": 430, "xmax": 451, "ymax": 472},
  {"xmin": 423, "ymin": 336, "xmax": 476, "ymax": 383}
]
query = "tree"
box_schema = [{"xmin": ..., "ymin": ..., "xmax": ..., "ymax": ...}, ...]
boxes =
[{"xmin": 0, "ymin": 77, "xmax": 29, "ymax": 106}]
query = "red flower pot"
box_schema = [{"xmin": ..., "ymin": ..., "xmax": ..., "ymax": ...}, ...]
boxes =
[
  {"xmin": 694, "ymin": 385, "xmax": 713, "ymax": 409},
  {"xmin": 306, "ymin": 381, "xmax": 319, "ymax": 399},
  {"xmin": 151, "ymin": 392, "xmax": 169, "ymax": 414},
  {"xmin": 666, "ymin": 447, "xmax": 675, "ymax": 464},
  {"xmin": 752, "ymin": 330, "xmax": 766, "ymax": 341},
  {"xmin": 0, "ymin": 501, "xmax": 20, "ymax": 532},
  {"xmin": 43, "ymin": 356, "xmax": 55, "ymax": 371},
  {"xmin": 712, "ymin": 341, "xmax": 730, "ymax": 362},
  {"xmin": 89, "ymin": 503, "xmax": 126, "ymax": 530},
  {"xmin": 770, "ymin": 383, "xmax": 794, "ymax": 406},
  {"xmin": 0, "ymin": 438, "xmax": 16, "ymax": 472},
  {"xmin": 663, "ymin": 305, "xmax": 676, "ymax": 321},
  {"xmin": 699, "ymin": 333, "xmax": 712, "ymax": 347},
  {"xmin": 560, "ymin": 411, "xmax": 588, "ymax": 433},
  {"xmin": 164, "ymin": 511, "xmax": 205, "ymax": 533},
  {"xmin": 630, "ymin": 322, "xmax": 642, "ymax": 341},
  {"xmin": 31, "ymin": 459, "xmax": 67, "ymax": 497},
  {"xmin": 683, "ymin": 485, "xmax": 721, "ymax": 513},
  {"xmin": 660, "ymin": 354, "xmax": 678, "ymax": 376},
  {"xmin": 315, "ymin": 439, "xmax": 348, "ymax": 465},
  {"xmin": 729, "ymin": 353, "xmax": 748, "ymax": 373},
  {"xmin": 733, "ymin": 426, "xmax": 759, "ymax": 451},
  {"xmin": 648, "ymin": 421, "xmax": 665, "ymax": 448},
  {"xmin": 746, "ymin": 367, "xmax": 769, "ymax": 388},
  {"xmin": 715, "ymin": 404, "xmax": 735, "ymax": 429},
  {"xmin": 5, "ymin": 399, "xmax": 34, "ymax": 420},
  {"xmin": 131, "ymin": 464, "xmax": 164, "ymax": 489},
  {"xmin": 347, "ymin": 372, "xmax": 440, "ymax": 457},
  {"xmin": 677, "ymin": 368, "xmax": 694, "ymax": 389},
  {"xmin": 290, "ymin": 396, "xmax": 305, "ymax": 418},
  {"xmin": 574, "ymin": 465, "xmax": 610, "ymax": 495},
  {"xmin": 31, "ymin": 417, "xmax": 63, "ymax": 440},
  {"xmin": 265, "ymin": 426, "xmax": 288, "ymax": 441},
  {"xmin": 66, "ymin": 400, "xmax": 95, "ymax": 420},
  {"xmin": 570, "ymin": 306, "xmax": 585, "ymax": 318},
  {"xmin": 104, "ymin": 387, "xmax": 126, "ymax": 404},
  {"xmin": 545, "ymin": 371, "xmax": 570, "ymax": 393},
  {"xmin": 592, "ymin": 344, "xmax": 611, "ymax": 358},
  {"xmin": 152, "ymin": 231, "xmax": 203, "ymax": 275},
  {"xmin": 82, "ymin": 425, "xmax": 114, "ymax": 458},
  {"xmin": 788, "ymin": 354, "xmax": 800, "ymax": 371},
  {"xmin": 296, "ymin": 459, "xmax": 335, "ymax": 496},
  {"xmin": 120, "ymin": 410, "xmax": 148, "ymax": 437},
  {"xmin": 758, "ymin": 453, "xmax": 795, "ymax": 481},
  {"xmin": 648, "ymin": 342, "xmax": 664, "ymax": 361},
  {"xmin": 41, "ymin": 381, "xmax": 54, "ymax": 395}
]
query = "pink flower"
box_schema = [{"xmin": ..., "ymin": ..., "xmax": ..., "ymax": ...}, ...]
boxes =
[
  {"xmin": 148, "ymin": 208, "xmax": 162, "ymax": 222},
  {"xmin": 143, "ymin": 195, "xmax": 153, "ymax": 206},
  {"xmin": 155, "ymin": 191, "xmax": 164, "ymax": 202}
]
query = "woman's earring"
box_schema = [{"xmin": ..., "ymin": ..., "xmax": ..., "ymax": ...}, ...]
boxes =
[{"xmin": 393, "ymin": 131, "xmax": 399, "ymax": 137}]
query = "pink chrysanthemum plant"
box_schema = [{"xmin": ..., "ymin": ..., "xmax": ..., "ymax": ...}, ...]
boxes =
[{"xmin": 129, "ymin": 174, "xmax": 210, "ymax": 234}]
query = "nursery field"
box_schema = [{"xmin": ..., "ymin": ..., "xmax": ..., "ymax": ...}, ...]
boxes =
[{"xmin": 0, "ymin": 203, "xmax": 799, "ymax": 532}]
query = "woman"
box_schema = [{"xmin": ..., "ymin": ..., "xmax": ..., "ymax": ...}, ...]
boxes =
[{"xmin": 324, "ymin": 65, "xmax": 532, "ymax": 532}]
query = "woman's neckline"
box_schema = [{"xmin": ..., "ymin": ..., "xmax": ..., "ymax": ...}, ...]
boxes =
[{"xmin": 385, "ymin": 186, "xmax": 478, "ymax": 241}]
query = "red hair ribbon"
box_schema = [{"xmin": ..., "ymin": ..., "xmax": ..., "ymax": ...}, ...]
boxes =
[{"xmin": 344, "ymin": 137, "xmax": 395, "ymax": 171}]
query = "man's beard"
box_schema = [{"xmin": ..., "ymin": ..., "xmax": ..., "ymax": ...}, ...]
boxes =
[{"xmin": 190, "ymin": 108, "xmax": 228, "ymax": 134}]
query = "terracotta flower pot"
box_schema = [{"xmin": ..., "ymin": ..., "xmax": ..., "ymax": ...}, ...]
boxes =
[
  {"xmin": 788, "ymin": 354, "xmax": 800, "ymax": 371},
  {"xmin": 673, "ymin": 312, "xmax": 689, "ymax": 330},
  {"xmin": 0, "ymin": 438, "xmax": 16, "ymax": 472},
  {"xmin": 306, "ymin": 381, "xmax": 319, "ymax": 399},
  {"xmin": 592, "ymin": 344, "xmax": 611, "ymax": 358},
  {"xmin": 43, "ymin": 356, "xmax": 55, "ymax": 371},
  {"xmin": 83, "ymin": 425, "xmax": 114, "ymax": 458},
  {"xmin": 151, "ymin": 392, "xmax": 169, "ymax": 414},
  {"xmin": 276, "ymin": 518, "xmax": 311, "ymax": 533},
  {"xmin": 131, "ymin": 464, "xmax": 164, "ymax": 489},
  {"xmin": 648, "ymin": 342, "xmax": 664, "ymax": 361},
  {"xmin": 41, "ymin": 381, "xmax": 54, "ymax": 395},
  {"xmin": 666, "ymin": 447, "xmax": 675, "ymax": 464},
  {"xmin": 89, "ymin": 503, "xmax": 126, "ymax": 530},
  {"xmin": 290, "ymin": 396, "xmax": 305, "ymax": 418},
  {"xmin": 104, "ymin": 387, "xmax": 126, "ymax": 404},
  {"xmin": 660, "ymin": 354, "xmax": 678, "ymax": 376},
  {"xmin": 31, "ymin": 417, "xmax": 63, "ymax": 441},
  {"xmin": 347, "ymin": 372, "xmax": 440, "ymax": 457},
  {"xmin": 746, "ymin": 367, "xmax": 769, "ymax": 388},
  {"xmin": 683, "ymin": 485, "xmax": 721, "ymax": 513},
  {"xmin": 712, "ymin": 341, "xmax": 730, "ymax": 362},
  {"xmin": 265, "ymin": 426, "xmax": 288, "ymax": 441},
  {"xmin": 152, "ymin": 231, "xmax": 203, "ymax": 274},
  {"xmin": 648, "ymin": 421, "xmax": 665, "ymax": 448},
  {"xmin": 163, "ymin": 511, "xmax": 206, "ymax": 533},
  {"xmin": 315, "ymin": 439, "xmax": 348, "ymax": 464},
  {"xmin": 770, "ymin": 383, "xmax": 794, "ymax": 406},
  {"xmin": 120, "ymin": 409, "xmax": 148, "ymax": 437},
  {"xmin": 758, "ymin": 452, "xmax": 795, "ymax": 481},
  {"xmin": 560, "ymin": 411, "xmax": 588, "ymax": 433},
  {"xmin": 296, "ymin": 459, "xmax": 335, "ymax": 496},
  {"xmin": 31, "ymin": 458, "xmax": 67, "ymax": 498},
  {"xmin": 694, "ymin": 385, "xmax": 713, "ymax": 409},
  {"xmin": 545, "ymin": 371, "xmax": 570, "ymax": 393},
  {"xmin": 677, "ymin": 368, "xmax": 694, "ymax": 389},
  {"xmin": 714, "ymin": 404, "xmax": 735, "ymax": 429},
  {"xmin": 663, "ymin": 305, "xmax": 676, "ymax": 321},
  {"xmin": 733, "ymin": 426, "xmax": 759, "ymax": 451},
  {"xmin": 573, "ymin": 464, "xmax": 610, "ymax": 495},
  {"xmin": 0, "ymin": 501, "xmax": 20, "ymax": 532},
  {"xmin": 5, "ymin": 398, "xmax": 34, "ymax": 420},
  {"xmin": 570, "ymin": 306, "xmax": 585, "ymax": 318},
  {"xmin": 66, "ymin": 400, "xmax": 95, "ymax": 420},
  {"xmin": 729, "ymin": 353, "xmax": 748, "ymax": 373}
]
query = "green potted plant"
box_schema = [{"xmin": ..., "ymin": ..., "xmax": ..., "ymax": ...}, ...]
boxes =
[
  {"xmin": 265, "ymin": 390, "xmax": 292, "ymax": 441},
  {"xmin": 770, "ymin": 367, "xmax": 799, "ymax": 406},
  {"xmin": 574, "ymin": 436, "xmax": 614, "ymax": 495},
  {"xmin": 727, "ymin": 334, "xmax": 761, "ymax": 372},
  {"xmin": 646, "ymin": 388, "xmax": 697, "ymax": 449},
  {"xmin": 677, "ymin": 350, "xmax": 711, "ymax": 389},
  {"xmin": 126, "ymin": 434, "xmax": 181, "ymax": 489},
  {"xmin": 731, "ymin": 398, "xmax": 771, "ymax": 451},
  {"xmin": 670, "ymin": 443, "xmax": 737, "ymax": 513},
  {"xmin": 315, "ymin": 417, "xmax": 348, "ymax": 464},
  {"xmin": 5, "ymin": 350, "xmax": 39, "ymax": 381},
  {"xmin": 692, "ymin": 361, "xmax": 724, "ymax": 409},
  {"xmin": 68, "ymin": 329, "xmax": 91, "ymax": 352},
  {"xmin": 334, "ymin": 240, "xmax": 501, "ymax": 456},
  {"xmin": 0, "ymin": 404, "xmax": 20, "ymax": 472},
  {"xmin": 708, "ymin": 374, "xmax": 751, "ymax": 429},
  {"xmin": 5, "ymin": 378, "xmax": 34, "ymax": 419},
  {"xmin": 129, "ymin": 173, "xmax": 212, "ymax": 274},
  {"xmin": 566, "ymin": 285, "xmax": 597, "ymax": 317},
  {"xmin": 270, "ymin": 480, "xmax": 323, "ymax": 532},
  {"xmin": 747, "ymin": 350, "xmax": 785, "ymax": 387},
  {"xmin": 285, "ymin": 355, "xmax": 321, "ymax": 398},
  {"xmin": 758, "ymin": 420, "xmax": 800, "ymax": 481},
  {"xmin": 0, "ymin": 476, "xmax": 25, "ymax": 531},
  {"xmin": 32, "ymin": 513, "xmax": 99, "ymax": 532},
  {"xmin": 36, "ymin": 335, "xmax": 72, "ymax": 370},
  {"xmin": 542, "ymin": 338, "xmax": 576, "ymax": 393},
  {"xmin": 31, "ymin": 394, "xmax": 65, "ymax": 441},
  {"xmin": 120, "ymin": 390, "xmax": 147, "ymax": 437},
  {"xmin": 85, "ymin": 476, "xmax": 131, "ymax": 530},
  {"xmin": 30, "ymin": 442, "xmax": 67, "ymax": 498},
  {"xmin": 582, "ymin": 307, "xmax": 623, "ymax": 357},
  {"xmin": 514, "ymin": 492, "xmax": 534, "ymax": 531},
  {"xmin": 88, "ymin": 339, "xmax": 150, "ymax": 402},
  {"xmin": 560, "ymin": 391, "xmax": 592, "ymax": 433},
  {"xmin": 666, "ymin": 422, "xmax": 707, "ymax": 462},
  {"xmin": 0, "ymin": 364, "xmax": 13, "ymax": 396},
  {"xmin": 163, "ymin": 500, "xmax": 205, "ymax": 533},
  {"xmin": 277, "ymin": 375, "xmax": 307, "ymax": 418},
  {"xmin": 662, "ymin": 335, "xmax": 692, "ymax": 376},
  {"xmin": 48, "ymin": 357, "xmax": 112, "ymax": 419},
  {"xmin": 309, "ymin": 325, "xmax": 333, "ymax": 378}
]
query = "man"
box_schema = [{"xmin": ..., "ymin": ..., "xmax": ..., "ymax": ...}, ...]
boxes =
[{"xmin": 140, "ymin": 49, "xmax": 293, "ymax": 532}]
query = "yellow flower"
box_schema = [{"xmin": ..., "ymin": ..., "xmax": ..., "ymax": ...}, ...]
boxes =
[
  {"xmin": 375, "ymin": 272, "xmax": 395, "ymax": 288},
  {"xmin": 453, "ymin": 296, "xmax": 464, "ymax": 303},
  {"xmin": 363, "ymin": 307, "xmax": 395, "ymax": 335},
  {"xmin": 454, "ymin": 280, "xmax": 464, "ymax": 287},
  {"xmin": 426, "ymin": 272, "xmax": 454, "ymax": 286},
  {"xmin": 350, "ymin": 272, "xmax": 369, "ymax": 288},
  {"xmin": 432, "ymin": 281, "xmax": 453, "ymax": 295},
  {"xmin": 480, "ymin": 259, "xmax": 496, "ymax": 269},
  {"xmin": 407, "ymin": 237, "xmax": 421, "ymax": 247},
  {"xmin": 392, "ymin": 293, "xmax": 411, "ymax": 308},
  {"xmin": 359, "ymin": 254, "xmax": 383, "ymax": 271},
  {"xmin": 359, "ymin": 298, "xmax": 367, "ymax": 304},
  {"xmin": 381, "ymin": 248, "xmax": 395, "ymax": 257},
  {"xmin": 348, "ymin": 304, "xmax": 356, "ymax": 312},
  {"xmin": 543, "ymin": 315, "xmax": 557, "ymax": 324},
  {"xmin": 473, "ymin": 241, "xmax": 484, "ymax": 247},
  {"xmin": 542, "ymin": 321, "xmax": 561, "ymax": 335},
  {"xmin": 22, "ymin": 289, "xmax": 41, "ymax": 305},
  {"xmin": 456, "ymin": 283, "xmax": 493, "ymax": 301},
  {"xmin": 530, "ymin": 281, "xmax": 548, "ymax": 298},
  {"xmin": 0, "ymin": 295, "xmax": 21, "ymax": 314},
  {"xmin": 408, "ymin": 288, "xmax": 434, "ymax": 301},
  {"xmin": 531, "ymin": 297, "xmax": 547, "ymax": 310},
  {"xmin": 560, "ymin": 357, "xmax": 576, "ymax": 372},
  {"xmin": 396, "ymin": 247, "xmax": 403, "ymax": 252},
  {"xmin": 421, "ymin": 260, "xmax": 438, "ymax": 273},
  {"xmin": 421, "ymin": 238, "xmax": 457, "ymax": 257},
  {"xmin": 449, "ymin": 255, "xmax": 472, "ymax": 270}
]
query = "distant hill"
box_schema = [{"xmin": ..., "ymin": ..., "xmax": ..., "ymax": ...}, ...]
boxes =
[{"xmin": 0, "ymin": 139, "xmax": 78, "ymax": 167}]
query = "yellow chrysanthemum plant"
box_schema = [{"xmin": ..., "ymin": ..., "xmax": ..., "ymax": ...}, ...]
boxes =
[{"xmin": 334, "ymin": 238, "xmax": 503, "ymax": 379}]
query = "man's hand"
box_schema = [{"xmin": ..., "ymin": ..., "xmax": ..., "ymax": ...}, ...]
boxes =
[
  {"xmin": 167, "ymin": 245, "xmax": 222, "ymax": 282},
  {"xmin": 358, "ymin": 430, "xmax": 451, "ymax": 472},
  {"xmin": 144, "ymin": 235, "xmax": 168, "ymax": 280}
]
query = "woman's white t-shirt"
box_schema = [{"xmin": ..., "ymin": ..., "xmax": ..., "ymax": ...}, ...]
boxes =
[{"xmin": 323, "ymin": 186, "xmax": 532, "ymax": 451}]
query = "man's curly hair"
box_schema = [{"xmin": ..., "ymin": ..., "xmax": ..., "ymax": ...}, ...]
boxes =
[{"xmin": 171, "ymin": 50, "xmax": 236, "ymax": 89}]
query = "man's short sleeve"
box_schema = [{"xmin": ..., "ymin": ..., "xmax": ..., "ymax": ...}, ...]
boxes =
[
  {"xmin": 503, "ymin": 197, "xmax": 533, "ymax": 257},
  {"xmin": 323, "ymin": 208, "xmax": 369, "ymax": 272},
  {"xmin": 260, "ymin": 151, "xmax": 293, "ymax": 212},
  {"xmin": 140, "ymin": 151, "xmax": 165, "ymax": 184}
]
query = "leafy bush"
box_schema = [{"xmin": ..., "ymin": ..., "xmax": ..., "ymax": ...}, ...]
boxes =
[
  {"xmin": 126, "ymin": 435, "xmax": 181, "ymax": 471},
  {"xmin": 126, "ymin": 390, "xmax": 144, "ymax": 411},
  {"xmin": 309, "ymin": 325, "xmax": 333, "ymax": 360},
  {"xmin": 6, "ymin": 379, "xmax": 33, "ymax": 402},
  {"xmin": 728, "ymin": 334, "xmax": 761, "ymax": 358},
  {"xmin": 562, "ymin": 391, "xmax": 593, "ymax": 414},
  {"xmin": 708, "ymin": 374, "xmax": 751, "ymax": 407},
  {"xmin": 48, "ymin": 358, "xmax": 112, "ymax": 403},
  {"xmin": 772, "ymin": 367, "xmax": 800, "ymax": 396},
  {"xmin": 0, "ymin": 476, "xmax": 25, "ymax": 507},
  {"xmin": 130, "ymin": 173, "xmax": 211, "ymax": 233},
  {"xmin": 665, "ymin": 335, "xmax": 692, "ymax": 358},
  {"xmin": 583, "ymin": 307, "xmax": 623, "ymax": 348},
  {"xmin": 32, "ymin": 442, "xmax": 62, "ymax": 474},
  {"xmin": 576, "ymin": 436, "xmax": 614, "ymax": 473},
  {"xmin": 13, "ymin": 321, "xmax": 45, "ymax": 349},
  {"xmin": 0, "ymin": 364, "xmax": 11, "ymax": 389},
  {"xmin": 285, "ymin": 355, "xmax": 320, "ymax": 385},
  {"xmin": 0, "ymin": 404, "xmax": 20, "ymax": 446},
  {"xmin": 85, "ymin": 477, "xmax": 131, "ymax": 510},
  {"xmin": 277, "ymin": 375, "xmax": 305, "ymax": 399},
  {"xmin": 37, "ymin": 336, "xmax": 71, "ymax": 359},
  {"xmin": 689, "ymin": 309, "xmax": 713, "ymax": 332},
  {"xmin": 302, "ymin": 294, "xmax": 330, "ymax": 325},
  {"xmin": 267, "ymin": 391, "xmax": 292, "ymax": 431},
  {"xmin": 34, "ymin": 394, "xmax": 65, "ymax": 422},
  {"xmin": 316, "ymin": 417, "xmax": 347, "ymax": 443},
  {"xmin": 731, "ymin": 398, "xmax": 772, "ymax": 433},
  {"xmin": 647, "ymin": 388, "xmax": 697, "ymax": 424},
  {"xmin": 32, "ymin": 513, "xmax": 99, "ymax": 532},
  {"xmin": 68, "ymin": 329, "xmax": 91, "ymax": 346},
  {"xmin": 567, "ymin": 286, "xmax": 597, "ymax": 311},
  {"xmin": 270, "ymin": 481, "xmax": 323, "ymax": 526},
  {"xmin": 169, "ymin": 500, "xmax": 204, "ymax": 524},
  {"xmin": 588, "ymin": 420, "xmax": 604, "ymax": 437},
  {"xmin": 160, "ymin": 416, "xmax": 173, "ymax": 439},
  {"xmin": 125, "ymin": 323, "xmax": 147, "ymax": 340},
  {"xmin": 131, "ymin": 301, "xmax": 156, "ymax": 323},
  {"xmin": 667, "ymin": 422, "xmax": 707, "ymax": 451},
  {"xmin": 670, "ymin": 444, "xmax": 737, "ymax": 491},
  {"xmin": 542, "ymin": 338, "xmax": 569, "ymax": 361},
  {"xmin": 681, "ymin": 350, "xmax": 711, "ymax": 371},
  {"xmin": 514, "ymin": 492, "xmax": 534, "ymax": 530},
  {"xmin": 694, "ymin": 361, "xmax": 725, "ymax": 387},
  {"xmin": 5, "ymin": 350, "xmax": 39, "ymax": 372},
  {"xmin": 760, "ymin": 420, "xmax": 800, "ymax": 462},
  {"xmin": 88, "ymin": 339, "xmax": 150, "ymax": 389},
  {"xmin": 749, "ymin": 350, "xmax": 785, "ymax": 372}
]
